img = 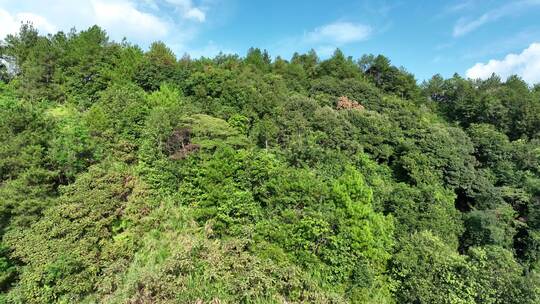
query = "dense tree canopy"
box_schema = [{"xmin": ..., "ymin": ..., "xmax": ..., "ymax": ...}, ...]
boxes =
[{"xmin": 0, "ymin": 25, "xmax": 539, "ymax": 303}]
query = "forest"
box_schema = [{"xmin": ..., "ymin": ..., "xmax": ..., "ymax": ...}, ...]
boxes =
[{"xmin": 0, "ymin": 24, "xmax": 539, "ymax": 303}]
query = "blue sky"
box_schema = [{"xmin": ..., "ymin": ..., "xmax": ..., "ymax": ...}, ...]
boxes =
[{"xmin": 1, "ymin": 0, "xmax": 540, "ymax": 83}]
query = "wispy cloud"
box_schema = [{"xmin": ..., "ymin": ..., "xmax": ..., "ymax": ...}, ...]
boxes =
[
  {"xmin": 453, "ymin": 0, "xmax": 540, "ymax": 37},
  {"xmin": 164, "ymin": 0, "xmax": 206, "ymax": 22},
  {"xmin": 446, "ymin": 0, "xmax": 476, "ymax": 13},
  {"xmin": 305, "ymin": 22, "xmax": 372, "ymax": 45},
  {"xmin": 466, "ymin": 42, "xmax": 540, "ymax": 85},
  {"xmin": 270, "ymin": 20, "xmax": 373, "ymax": 59},
  {"xmin": 460, "ymin": 28, "xmax": 540, "ymax": 60}
]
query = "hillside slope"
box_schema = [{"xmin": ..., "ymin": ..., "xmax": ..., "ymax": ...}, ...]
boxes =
[{"xmin": 0, "ymin": 25, "xmax": 539, "ymax": 303}]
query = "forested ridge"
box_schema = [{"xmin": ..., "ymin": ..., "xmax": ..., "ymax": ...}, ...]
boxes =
[{"xmin": 0, "ymin": 24, "xmax": 539, "ymax": 303}]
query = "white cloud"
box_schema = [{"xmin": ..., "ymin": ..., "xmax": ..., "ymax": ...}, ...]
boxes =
[
  {"xmin": 0, "ymin": 0, "xmax": 213, "ymax": 54},
  {"xmin": 15, "ymin": 12, "xmax": 56, "ymax": 33},
  {"xmin": 184, "ymin": 8, "xmax": 205, "ymax": 22},
  {"xmin": 453, "ymin": 0, "xmax": 540, "ymax": 37},
  {"xmin": 0, "ymin": 0, "xmax": 172, "ymax": 42},
  {"xmin": 91, "ymin": 0, "xmax": 169, "ymax": 40},
  {"xmin": 466, "ymin": 42, "xmax": 540, "ymax": 85},
  {"xmin": 141, "ymin": 0, "xmax": 160, "ymax": 10},
  {"xmin": 305, "ymin": 21, "xmax": 371, "ymax": 45},
  {"xmin": 0, "ymin": 9, "xmax": 56, "ymax": 38},
  {"xmin": 0, "ymin": 9, "xmax": 20, "ymax": 38},
  {"xmin": 164, "ymin": 0, "xmax": 205, "ymax": 22}
]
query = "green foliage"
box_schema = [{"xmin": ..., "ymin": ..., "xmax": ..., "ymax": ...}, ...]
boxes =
[
  {"xmin": 0, "ymin": 244, "xmax": 16, "ymax": 294},
  {"xmin": 4, "ymin": 24, "xmax": 132, "ymax": 105},
  {"xmin": 245, "ymin": 47, "xmax": 272, "ymax": 72},
  {"xmin": 468, "ymin": 245, "xmax": 540, "ymax": 304},
  {"xmin": 46, "ymin": 104, "xmax": 99, "ymax": 181},
  {"xmin": 360, "ymin": 54, "xmax": 419, "ymax": 100},
  {"xmin": 317, "ymin": 49, "xmax": 361, "ymax": 79},
  {"xmin": 92, "ymin": 82, "xmax": 149, "ymax": 141},
  {"xmin": 425, "ymin": 73, "xmax": 540, "ymax": 140},
  {"xmin": 1, "ymin": 25, "xmax": 540, "ymax": 303},
  {"xmin": 134, "ymin": 41, "xmax": 178, "ymax": 91},
  {"xmin": 4, "ymin": 164, "xmax": 150, "ymax": 303},
  {"xmin": 391, "ymin": 232, "xmax": 476, "ymax": 304},
  {"xmin": 461, "ymin": 205, "xmax": 518, "ymax": 250},
  {"xmin": 385, "ymin": 183, "xmax": 463, "ymax": 248},
  {"xmin": 0, "ymin": 96, "xmax": 52, "ymax": 181}
]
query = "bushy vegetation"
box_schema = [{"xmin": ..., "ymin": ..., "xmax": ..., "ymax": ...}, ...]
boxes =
[{"xmin": 0, "ymin": 24, "xmax": 539, "ymax": 303}]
